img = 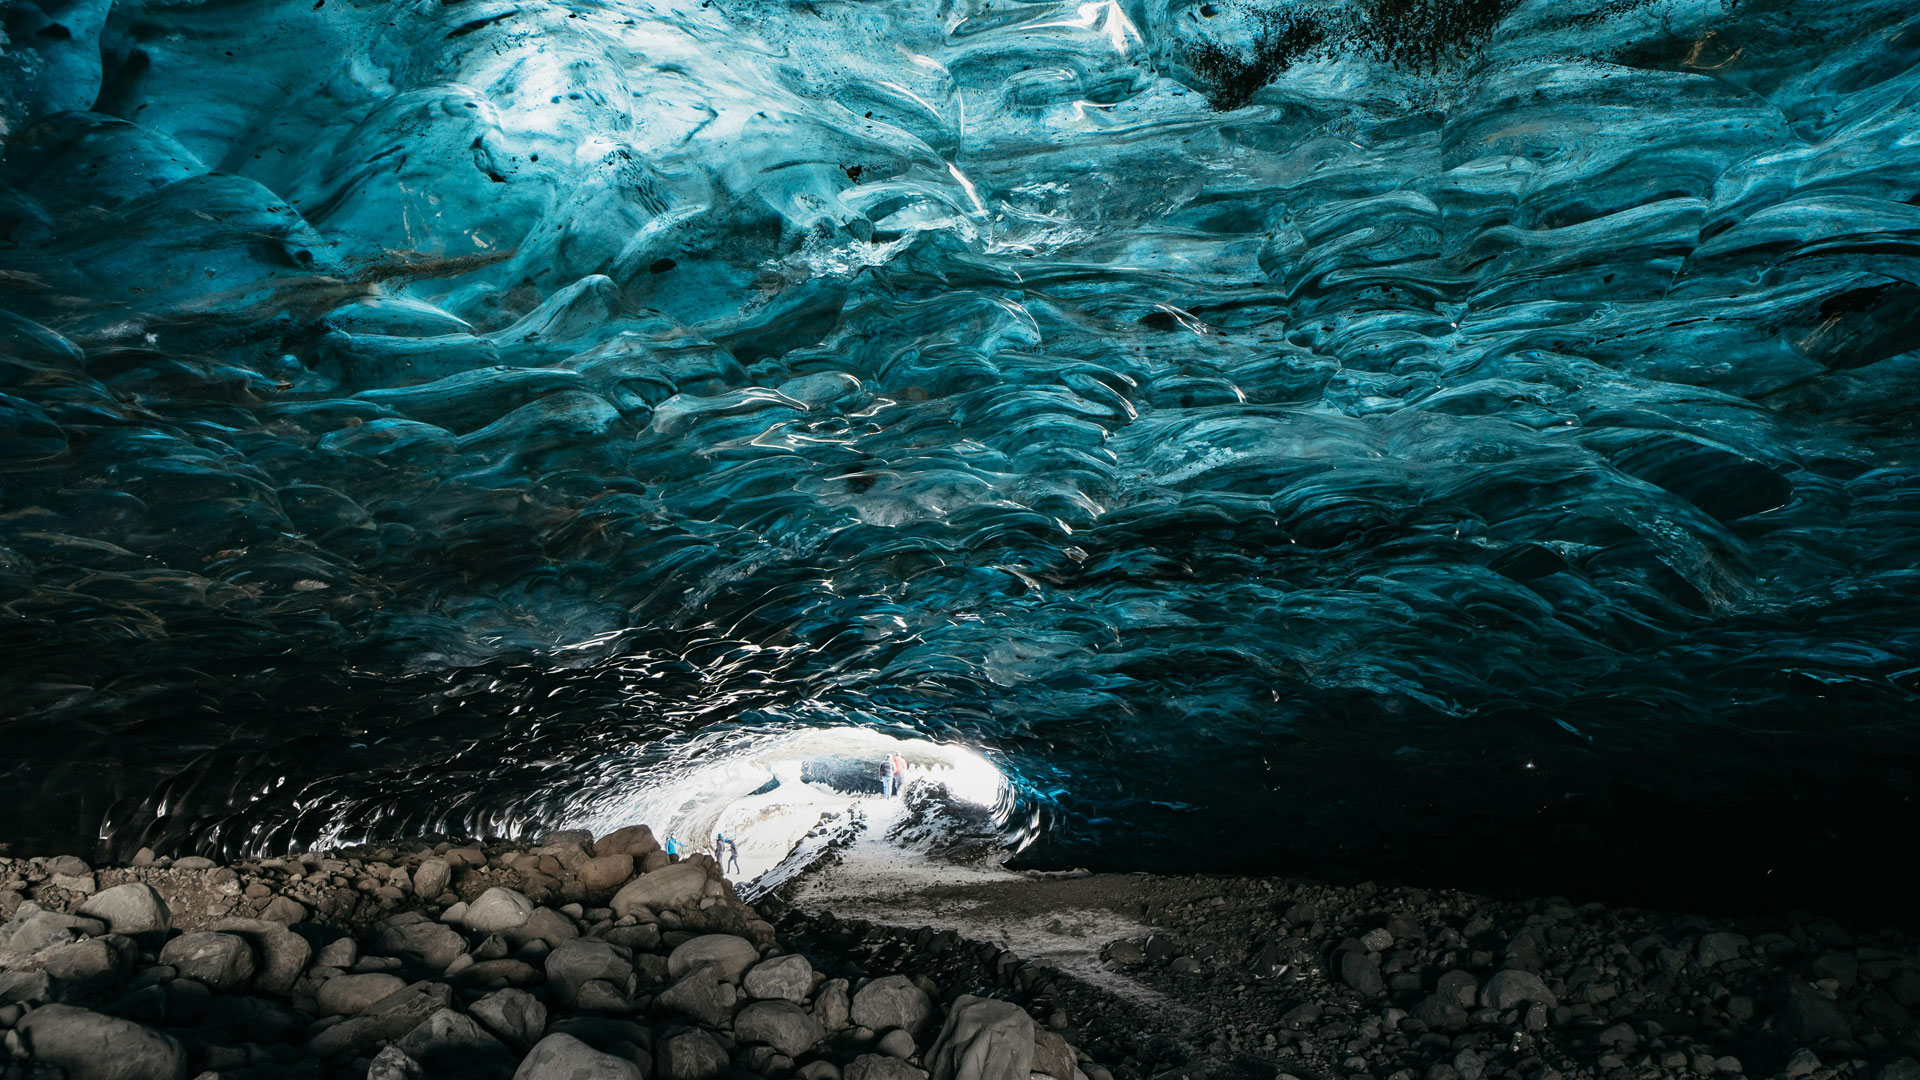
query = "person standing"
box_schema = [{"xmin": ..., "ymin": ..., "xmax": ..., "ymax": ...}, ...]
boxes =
[
  {"xmin": 664, "ymin": 834, "xmax": 680, "ymax": 859},
  {"xmin": 724, "ymin": 837, "xmax": 741, "ymax": 875},
  {"xmin": 880, "ymin": 754, "xmax": 895, "ymax": 798},
  {"xmin": 890, "ymin": 752, "xmax": 908, "ymax": 797}
]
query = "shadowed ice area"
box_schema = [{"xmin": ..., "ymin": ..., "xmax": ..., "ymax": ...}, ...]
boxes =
[{"xmin": 3, "ymin": 0, "xmax": 1920, "ymax": 913}]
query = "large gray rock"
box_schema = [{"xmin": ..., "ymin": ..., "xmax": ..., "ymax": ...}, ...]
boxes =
[
  {"xmin": 658, "ymin": 967, "xmax": 738, "ymax": 1026},
  {"xmin": 927, "ymin": 995, "xmax": 1035, "ymax": 1080},
  {"xmin": 157, "ymin": 932, "xmax": 255, "ymax": 992},
  {"xmin": 396, "ymin": 1007, "xmax": 516, "ymax": 1077},
  {"xmin": 578, "ymin": 854, "xmax": 636, "ymax": 893},
  {"xmin": 412, "ymin": 858, "xmax": 452, "ymax": 900},
  {"xmin": 612, "ymin": 862, "xmax": 708, "ymax": 918},
  {"xmin": 1032, "ymin": 1030, "xmax": 1075, "ymax": 1080},
  {"xmin": 76, "ymin": 885, "xmax": 171, "ymax": 942},
  {"xmin": 746, "ymin": 953, "xmax": 814, "ymax": 1002},
  {"xmin": 1697, "ymin": 932, "xmax": 1749, "ymax": 968},
  {"xmin": 306, "ymin": 982, "xmax": 452, "ymax": 1059},
  {"xmin": 514, "ymin": 1032, "xmax": 644, "ymax": 1080},
  {"xmin": 657, "ymin": 1027, "xmax": 731, "ymax": 1080},
  {"xmin": 669, "ymin": 934, "xmax": 759, "ymax": 983},
  {"xmin": 372, "ymin": 914, "xmax": 470, "ymax": 972},
  {"xmin": 1480, "ymin": 969, "xmax": 1556, "ymax": 1010},
  {"xmin": 848, "ymin": 1055, "xmax": 930, "ymax": 1080},
  {"xmin": 210, "ymin": 917, "xmax": 312, "ymax": 996},
  {"xmin": 14, "ymin": 1003, "xmax": 187, "ymax": 1080},
  {"xmin": 546, "ymin": 939, "xmax": 636, "ymax": 1010},
  {"xmin": 736, "ymin": 999, "xmax": 825, "ymax": 1056},
  {"xmin": 595, "ymin": 825, "xmax": 661, "ymax": 858},
  {"xmin": 1338, "ymin": 950, "xmax": 1384, "ymax": 997},
  {"xmin": 317, "ymin": 972, "xmax": 409, "ymax": 1016},
  {"xmin": 1779, "ymin": 978, "xmax": 1852, "ymax": 1043},
  {"xmin": 465, "ymin": 888, "xmax": 536, "ymax": 933},
  {"xmin": 5, "ymin": 909, "xmax": 107, "ymax": 955},
  {"xmin": 471, "ymin": 988, "xmax": 547, "ymax": 1050},
  {"xmin": 852, "ymin": 974, "xmax": 933, "ymax": 1035},
  {"xmin": 36, "ymin": 936, "xmax": 136, "ymax": 990}
]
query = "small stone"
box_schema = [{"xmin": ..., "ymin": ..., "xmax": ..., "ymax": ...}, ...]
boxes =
[
  {"xmin": 515, "ymin": 1032, "xmax": 644, "ymax": 1080},
  {"xmin": 13, "ymin": 1004, "xmax": 186, "ymax": 1080},
  {"xmin": 465, "ymin": 888, "xmax": 536, "ymax": 933},
  {"xmin": 853, "ymin": 974, "xmax": 934, "ymax": 1035},
  {"xmin": 317, "ymin": 972, "xmax": 408, "ymax": 1016},
  {"xmin": 368, "ymin": 1045, "xmax": 427, "ymax": 1080},
  {"xmin": 1361, "ymin": 928, "xmax": 1394, "ymax": 952},
  {"xmin": 316, "ymin": 936, "xmax": 358, "ymax": 968},
  {"xmin": 173, "ymin": 856, "xmax": 216, "ymax": 870},
  {"xmin": 1784, "ymin": 1049, "xmax": 1822, "ymax": 1078},
  {"xmin": 158, "ymin": 931, "xmax": 256, "ymax": 992},
  {"xmin": 746, "ymin": 953, "xmax": 814, "ymax": 1002}
]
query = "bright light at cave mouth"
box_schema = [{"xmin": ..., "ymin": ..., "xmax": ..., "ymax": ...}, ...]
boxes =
[{"xmin": 563, "ymin": 727, "xmax": 1014, "ymax": 884}]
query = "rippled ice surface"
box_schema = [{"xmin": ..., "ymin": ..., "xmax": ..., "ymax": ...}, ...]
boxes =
[{"xmin": 2, "ymin": 0, "xmax": 1919, "ymax": 892}]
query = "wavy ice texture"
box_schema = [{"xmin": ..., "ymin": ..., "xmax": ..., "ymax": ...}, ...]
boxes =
[{"xmin": 3, "ymin": 0, "xmax": 1919, "ymax": 898}]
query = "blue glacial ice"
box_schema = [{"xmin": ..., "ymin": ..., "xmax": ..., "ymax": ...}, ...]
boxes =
[{"xmin": 2, "ymin": 0, "xmax": 1920, "ymax": 899}]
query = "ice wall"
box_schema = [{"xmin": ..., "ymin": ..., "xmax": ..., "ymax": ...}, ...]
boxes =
[{"xmin": 3, "ymin": 0, "xmax": 1919, "ymax": 904}]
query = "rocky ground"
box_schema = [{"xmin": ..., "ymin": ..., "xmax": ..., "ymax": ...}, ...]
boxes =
[
  {"xmin": 0, "ymin": 826, "xmax": 1091, "ymax": 1080},
  {"xmin": 3, "ymin": 807, "xmax": 1919, "ymax": 1080}
]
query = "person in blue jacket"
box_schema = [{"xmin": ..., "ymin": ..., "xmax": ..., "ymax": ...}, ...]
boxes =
[{"xmin": 664, "ymin": 834, "xmax": 681, "ymax": 859}]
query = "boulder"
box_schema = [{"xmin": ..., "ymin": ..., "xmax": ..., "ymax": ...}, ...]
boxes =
[
  {"xmin": 849, "ymin": 1055, "xmax": 931, "ymax": 1080},
  {"xmin": 1480, "ymin": 969, "xmax": 1557, "ymax": 1010},
  {"xmin": 76, "ymin": 885, "xmax": 171, "ymax": 942},
  {"xmin": 396, "ymin": 1007, "xmax": 517, "ymax": 1077},
  {"xmin": 413, "ymin": 858, "xmax": 452, "ymax": 900},
  {"xmin": 471, "ymin": 988, "xmax": 547, "ymax": 1050},
  {"xmin": 1338, "ymin": 950, "xmax": 1384, "ymax": 997},
  {"xmin": 877, "ymin": 1029, "xmax": 917, "ymax": 1058},
  {"xmin": 595, "ymin": 825, "xmax": 661, "ymax": 858},
  {"xmin": 579, "ymin": 854, "xmax": 636, "ymax": 893},
  {"xmin": 368, "ymin": 1045, "xmax": 426, "ymax": 1080},
  {"xmin": 927, "ymin": 995, "xmax": 1034, "ymax": 1080},
  {"xmin": 852, "ymin": 974, "xmax": 933, "ymax": 1035},
  {"xmin": 157, "ymin": 932, "xmax": 255, "ymax": 992},
  {"xmin": 306, "ymin": 982, "xmax": 452, "ymax": 1059},
  {"xmin": 514, "ymin": 1032, "xmax": 644, "ymax": 1080},
  {"xmin": 658, "ymin": 1026, "xmax": 731, "ymax": 1080},
  {"xmin": 317, "ymin": 972, "xmax": 409, "ymax": 1016},
  {"xmin": 669, "ymin": 934, "xmax": 760, "ymax": 983},
  {"xmin": 746, "ymin": 953, "xmax": 814, "ymax": 1002},
  {"xmin": 611, "ymin": 861, "xmax": 707, "ymax": 917},
  {"xmin": 6, "ymin": 909, "xmax": 107, "ymax": 955},
  {"xmin": 736, "ymin": 999, "xmax": 825, "ymax": 1056},
  {"xmin": 14, "ymin": 1003, "xmax": 187, "ymax": 1080},
  {"xmin": 37, "ymin": 936, "xmax": 136, "ymax": 990},
  {"xmin": 373, "ymin": 914, "xmax": 470, "ymax": 971},
  {"xmin": 259, "ymin": 896, "xmax": 308, "ymax": 925},
  {"xmin": 1033, "ymin": 1030, "xmax": 1075, "ymax": 1080},
  {"xmin": 546, "ymin": 939, "xmax": 636, "ymax": 1010},
  {"xmin": 209, "ymin": 917, "xmax": 312, "ymax": 996},
  {"xmin": 465, "ymin": 888, "xmax": 536, "ymax": 933},
  {"xmin": 658, "ymin": 967, "xmax": 738, "ymax": 1026},
  {"xmin": 815, "ymin": 977, "xmax": 852, "ymax": 1030},
  {"xmin": 1697, "ymin": 932, "xmax": 1749, "ymax": 968},
  {"xmin": 1779, "ymin": 978, "xmax": 1852, "ymax": 1043}
]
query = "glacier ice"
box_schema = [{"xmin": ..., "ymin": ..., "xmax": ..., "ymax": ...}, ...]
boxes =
[{"xmin": 2, "ymin": 0, "xmax": 1919, "ymax": 902}]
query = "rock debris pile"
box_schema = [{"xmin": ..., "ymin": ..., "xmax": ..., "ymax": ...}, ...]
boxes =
[{"xmin": 0, "ymin": 829, "xmax": 1096, "ymax": 1080}]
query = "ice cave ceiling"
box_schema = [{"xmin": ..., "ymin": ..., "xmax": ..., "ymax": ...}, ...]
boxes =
[{"xmin": 2, "ymin": 0, "xmax": 1919, "ymax": 908}]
